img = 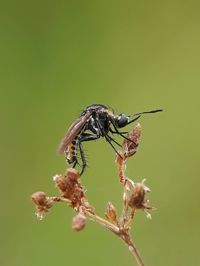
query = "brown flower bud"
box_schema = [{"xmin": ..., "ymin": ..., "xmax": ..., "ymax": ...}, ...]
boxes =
[
  {"xmin": 105, "ymin": 202, "xmax": 118, "ymax": 223},
  {"xmin": 32, "ymin": 192, "xmax": 47, "ymax": 206},
  {"xmin": 72, "ymin": 213, "xmax": 87, "ymax": 232},
  {"xmin": 122, "ymin": 123, "xmax": 141, "ymax": 159}
]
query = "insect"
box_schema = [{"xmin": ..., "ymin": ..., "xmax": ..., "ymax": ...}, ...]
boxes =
[{"xmin": 57, "ymin": 104, "xmax": 162, "ymax": 175}]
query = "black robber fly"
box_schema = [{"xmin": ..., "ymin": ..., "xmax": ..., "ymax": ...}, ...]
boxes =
[{"xmin": 57, "ymin": 104, "xmax": 162, "ymax": 175}]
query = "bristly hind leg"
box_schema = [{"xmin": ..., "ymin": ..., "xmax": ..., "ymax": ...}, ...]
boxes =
[
  {"xmin": 78, "ymin": 133, "xmax": 100, "ymax": 175},
  {"xmin": 78, "ymin": 141, "xmax": 87, "ymax": 175},
  {"xmin": 72, "ymin": 158, "xmax": 78, "ymax": 168}
]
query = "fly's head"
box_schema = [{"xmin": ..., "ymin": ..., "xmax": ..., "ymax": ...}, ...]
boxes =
[{"xmin": 114, "ymin": 113, "xmax": 129, "ymax": 128}]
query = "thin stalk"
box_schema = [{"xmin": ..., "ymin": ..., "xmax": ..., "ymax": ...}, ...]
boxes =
[
  {"xmin": 85, "ymin": 209, "xmax": 144, "ymax": 266},
  {"xmin": 84, "ymin": 209, "xmax": 120, "ymax": 234},
  {"xmin": 121, "ymin": 232, "xmax": 145, "ymax": 266}
]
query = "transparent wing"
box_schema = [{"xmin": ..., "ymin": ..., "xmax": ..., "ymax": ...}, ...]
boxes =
[{"xmin": 57, "ymin": 111, "xmax": 92, "ymax": 154}]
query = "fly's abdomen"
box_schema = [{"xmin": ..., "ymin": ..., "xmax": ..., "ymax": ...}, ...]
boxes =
[{"xmin": 65, "ymin": 137, "xmax": 78, "ymax": 164}]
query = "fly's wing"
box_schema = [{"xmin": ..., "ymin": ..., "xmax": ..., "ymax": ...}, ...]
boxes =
[{"xmin": 57, "ymin": 111, "xmax": 92, "ymax": 154}]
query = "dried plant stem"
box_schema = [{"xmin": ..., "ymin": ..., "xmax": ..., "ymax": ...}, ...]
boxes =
[
  {"xmin": 85, "ymin": 209, "xmax": 144, "ymax": 266},
  {"xmin": 122, "ymin": 181, "xmax": 129, "ymax": 219},
  {"xmin": 121, "ymin": 233, "xmax": 144, "ymax": 266},
  {"xmin": 124, "ymin": 208, "xmax": 136, "ymax": 229},
  {"xmin": 84, "ymin": 209, "xmax": 120, "ymax": 234},
  {"xmin": 51, "ymin": 196, "xmax": 144, "ymax": 265}
]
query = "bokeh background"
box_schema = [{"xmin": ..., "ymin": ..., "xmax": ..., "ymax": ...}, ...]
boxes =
[{"xmin": 1, "ymin": 1, "xmax": 200, "ymax": 266}]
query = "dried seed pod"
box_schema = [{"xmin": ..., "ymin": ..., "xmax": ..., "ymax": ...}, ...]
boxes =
[
  {"xmin": 105, "ymin": 202, "xmax": 118, "ymax": 223},
  {"xmin": 72, "ymin": 213, "xmax": 87, "ymax": 232}
]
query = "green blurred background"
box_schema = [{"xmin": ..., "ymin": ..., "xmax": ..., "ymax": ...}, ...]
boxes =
[{"xmin": 1, "ymin": 1, "xmax": 200, "ymax": 265}]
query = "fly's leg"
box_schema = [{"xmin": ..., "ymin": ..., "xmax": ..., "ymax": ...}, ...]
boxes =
[
  {"xmin": 95, "ymin": 116, "xmax": 123, "ymax": 159},
  {"xmin": 109, "ymin": 116, "xmax": 140, "ymax": 135},
  {"xmin": 109, "ymin": 118, "xmax": 138, "ymax": 145},
  {"xmin": 80, "ymin": 133, "xmax": 100, "ymax": 142},
  {"xmin": 78, "ymin": 141, "xmax": 86, "ymax": 176},
  {"xmin": 109, "ymin": 128, "xmax": 128, "ymax": 134},
  {"xmin": 106, "ymin": 134, "xmax": 122, "ymax": 147},
  {"xmin": 78, "ymin": 133, "xmax": 100, "ymax": 175},
  {"xmin": 104, "ymin": 134, "xmax": 123, "ymax": 158},
  {"xmin": 72, "ymin": 159, "xmax": 78, "ymax": 168}
]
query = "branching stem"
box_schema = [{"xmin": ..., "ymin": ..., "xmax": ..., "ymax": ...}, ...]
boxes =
[{"xmin": 49, "ymin": 196, "xmax": 144, "ymax": 265}]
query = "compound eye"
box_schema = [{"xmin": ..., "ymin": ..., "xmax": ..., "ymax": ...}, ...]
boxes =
[{"xmin": 117, "ymin": 114, "xmax": 128, "ymax": 128}]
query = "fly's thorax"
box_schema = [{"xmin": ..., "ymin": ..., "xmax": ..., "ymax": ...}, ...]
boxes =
[{"xmin": 80, "ymin": 104, "xmax": 108, "ymax": 116}]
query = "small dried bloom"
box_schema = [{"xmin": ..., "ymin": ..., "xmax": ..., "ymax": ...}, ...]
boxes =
[
  {"xmin": 32, "ymin": 191, "xmax": 47, "ymax": 206},
  {"xmin": 54, "ymin": 169, "xmax": 84, "ymax": 208},
  {"xmin": 122, "ymin": 123, "xmax": 141, "ymax": 159},
  {"xmin": 72, "ymin": 213, "xmax": 87, "ymax": 232},
  {"xmin": 31, "ymin": 192, "xmax": 52, "ymax": 220},
  {"xmin": 128, "ymin": 181, "xmax": 152, "ymax": 210},
  {"xmin": 54, "ymin": 174, "xmax": 69, "ymax": 193},
  {"xmin": 67, "ymin": 168, "xmax": 80, "ymax": 181},
  {"xmin": 54, "ymin": 169, "xmax": 80, "ymax": 194},
  {"xmin": 105, "ymin": 202, "xmax": 118, "ymax": 223}
]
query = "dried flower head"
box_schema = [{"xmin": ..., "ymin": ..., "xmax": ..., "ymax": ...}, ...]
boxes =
[
  {"xmin": 54, "ymin": 168, "xmax": 84, "ymax": 208},
  {"xmin": 128, "ymin": 181, "xmax": 151, "ymax": 211},
  {"xmin": 31, "ymin": 192, "xmax": 52, "ymax": 220}
]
